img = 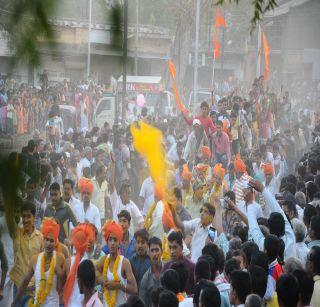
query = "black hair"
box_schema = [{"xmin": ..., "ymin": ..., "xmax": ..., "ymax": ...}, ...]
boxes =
[
  {"xmin": 232, "ymin": 225, "xmax": 248, "ymax": 243},
  {"xmin": 158, "ymin": 289, "xmax": 178, "ymax": 307},
  {"xmin": 148, "ymin": 236, "xmax": 162, "ymax": 250},
  {"xmin": 310, "ymin": 246, "xmax": 320, "ymax": 275},
  {"xmin": 268, "ymin": 212, "xmax": 285, "ymax": 237},
  {"xmin": 167, "ymin": 230, "xmax": 183, "ymax": 247},
  {"xmin": 160, "ymin": 269, "xmax": 180, "ymax": 294},
  {"xmin": 50, "ymin": 182, "xmax": 60, "ymax": 191},
  {"xmin": 229, "ymin": 249, "xmax": 247, "ymax": 267},
  {"xmin": 199, "ymin": 281, "xmax": 221, "ymax": 307},
  {"xmin": 224, "ymin": 258, "xmax": 240, "ymax": 279},
  {"xmin": 27, "ymin": 140, "xmax": 36, "ymax": 152},
  {"xmin": 310, "ymin": 215, "xmax": 320, "ymax": 240},
  {"xmin": 173, "ymin": 187, "xmax": 182, "ymax": 202},
  {"xmin": 230, "ymin": 270, "xmax": 251, "ymax": 304},
  {"xmin": 202, "ymin": 243, "xmax": 220, "ymax": 273},
  {"xmin": 77, "ymin": 259, "xmax": 96, "ymax": 289},
  {"xmin": 122, "ymin": 295, "xmax": 145, "ymax": 307},
  {"xmin": 286, "ymin": 174, "xmax": 298, "ymax": 186},
  {"xmin": 200, "ymin": 101, "xmax": 209, "ymax": 109},
  {"xmin": 241, "ymin": 241, "xmax": 259, "ymax": 265},
  {"xmin": 264, "ymin": 234, "xmax": 281, "ymax": 262},
  {"xmin": 276, "ymin": 273, "xmax": 299, "ymax": 307},
  {"xmin": 228, "ymin": 237, "xmax": 242, "ymax": 251},
  {"xmin": 303, "ymin": 204, "xmax": 317, "ymax": 227},
  {"xmin": 194, "ymin": 258, "xmax": 211, "ymax": 281},
  {"xmin": 134, "ymin": 228, "xmax": 149, "ymax": 242},
  {"xmin": 249, "ymin": 265, "xmax": 268, "ymax": 298},
  {"xmin": 193, "ymin": 280, "xmax": 220, "ymax": 307},
  {"xmin": 63, "ymin": 178, "xmax": 74, "ymax": 190},
  {"xmin": 306, "ymin": 181, "xmax": 318, "ymax": 201},
  {"xmin": 250, "ymin": 251, "xmax": 269, "ymax": 273},
  {"xmin": 224, "ymin": 190, "xmax": 236, "ymax": 202},
  {"xmin": 117, "ymin": 209, "xmax": 131, "ymax": 224},
  {"xmin": 296, "ymin": 180, "xmax": 306, "ymax": 194},
  {"xmin": 202, "ymin": 202, "xmax": 215, "ymax": 216},
  {"xmin": 198, "ymin": 255, "xmax": 216, "ymax": 281},
  {"xmin": 292, "ymin": 270, "xmax": 314, "ymax": 306},
  {"xmin": 171, "ymin": 261, "xmax": 189, "ymax": 293},
  {"xmin": 282, "ymin": 200, "xmax": 298, "ymax": 218},
  {"xmin": 82, "ymin": 166, "xmax": 91, "ymax": 178},
  {"xmin": 21, "ymin": 201, "xmax": 36, "ymax": 216},
  {"xmin": 284, "ymin": 183, "xmax": 297, "ymax": 195}
]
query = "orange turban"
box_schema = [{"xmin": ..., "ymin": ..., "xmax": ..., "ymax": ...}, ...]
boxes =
[
  {"xmin": 195, "ymin": 163, "xmax": 209, "ymax": 173},
  {"xmin": 162, "ymin": 201, "xmax": 175, "ymax": 231},
  {"xmin": 102, "ymin": 220, "xmax": 123, "ymax": 243},
  {"xmin": 41, "ymin": 218, "xmax": 60, "ymax": 243},
  {"xmin": 182, "ymin": 164, "xmax": 192, "ymax": 181},
  {"xmin": 63, "ymin": 223, "xmax": 95, "ymax": 306},
  {"xmin": 78, "ymin": 177, "xmax": 94, "ymax": 194},
  {"xmin": 234, "ymin": 154, "xmax": 246, "ymax": 173},
  {"xmin": 262, "ymin": 163, "xmax": 274, "ymax": 176},
  {"xmin": 212, "ymin": 163, "xmax": 226, "ymax": 179},
  {"xmin": 201, "ymin": 146, "xmax": 212, "ymax": 159}
]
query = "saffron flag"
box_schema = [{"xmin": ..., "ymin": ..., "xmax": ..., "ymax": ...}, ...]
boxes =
[
  {"xmin": 213, "ymin": 7, "xmax": 226, "ymax": 59},
  {"xmin": 262, "ymin": 31, "xmax": 270, "ymax": 81},
  {"xmin": 168, "ymin": 60, "xmax": 188, "ymax": 114}
]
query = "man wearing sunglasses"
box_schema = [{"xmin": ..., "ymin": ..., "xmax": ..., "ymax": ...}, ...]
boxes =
[{"xmin": 171, "ymin": 202, "xmax": 217, "ymax": 263}]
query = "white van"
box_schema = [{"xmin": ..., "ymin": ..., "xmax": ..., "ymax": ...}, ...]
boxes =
[{"xmin": 93, "ymin": 93, "xmax": 116, "ymax": 128}]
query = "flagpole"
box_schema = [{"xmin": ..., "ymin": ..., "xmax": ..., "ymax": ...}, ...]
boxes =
[
  {"xmin": 256, "ymin": 24, "xmax": 262, "ymax": 78},
  {"xmin": 211, "ymin": 52, "xmax": 216, "ymax": 89}
]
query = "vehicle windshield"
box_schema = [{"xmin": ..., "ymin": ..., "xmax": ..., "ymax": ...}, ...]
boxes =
[{"xmin": 96, "ymin": 98, "xmax": 111, "ymax": 114}]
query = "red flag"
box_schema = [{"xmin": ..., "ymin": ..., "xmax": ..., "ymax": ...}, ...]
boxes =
[
  {"xmin": 168, "ymin": 60, "xmax": 188, "ymax": 114},
  {"xmin": 262, "ymin": 31, "xmax": 270, "ymax": 80},
  {"xmin": 213, "ymin": 7, "xmax": 226, "ymax": 59}
]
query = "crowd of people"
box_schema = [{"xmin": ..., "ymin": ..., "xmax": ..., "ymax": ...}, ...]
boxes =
[{"xmin": 0, "ymin": 74, "xmax": 320, "ymax": 307}]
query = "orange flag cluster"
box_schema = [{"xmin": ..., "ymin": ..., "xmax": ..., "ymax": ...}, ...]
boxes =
[
  {"xmin": 168, "ymin": 59, "xmax": 188, "ymax": 114},
  {"xmin": 213, "ymin": 7, "xmax": 226, "ymax": 59},
  {"xmin": 262, "ymin": 30, "xmax": 270, "ymax": 81}
]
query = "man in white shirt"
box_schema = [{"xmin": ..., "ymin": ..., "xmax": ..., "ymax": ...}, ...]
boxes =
[
  {"xmin": 139, "ymin": 176, "xmax": 155, "ymax": 216},
  {"xmin": 246, "ymin": 179, "xmax": 296, "ymax": 260},
  {"xmin": 109, "ymin": 154, "xmax": 144, "ymax": 233},
  {"xmin": 171, "ymin": 202, "xmax": 218, "ymax": 263},
  {"xmin": 92, "ymin": 165, "xmax": 109, "ymax": 222},
  {"xmin": 76, "ymin": 179, "xmax": 101, "ymax": 231},
  {"xmin": 80, "ymin": 146, "xmax": 93, "ymax": 175},
  {"xmin": 62, "ymin": 178, "xmax": 81, "ymax": 213}
]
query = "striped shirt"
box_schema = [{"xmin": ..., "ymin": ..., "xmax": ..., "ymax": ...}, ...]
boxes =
[{"xmin": 232, "ymin": 173, "xmax": 252, "ymax": 206}]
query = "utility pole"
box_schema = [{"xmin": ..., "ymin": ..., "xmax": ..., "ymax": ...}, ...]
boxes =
[
  {"xmin": 193, "ymin": 0, "xmax": 200, "ymax": 105},
  {"xmin": 122, "ymin": 0, "xmax": 128, "ymax": 125},
  {"xmin": 87, "ymin": 0, "xmax": 92, "ymax": 80},
  {"xmin": 134, "ymin": 0, "xmax": 139, "ymax": 75}
]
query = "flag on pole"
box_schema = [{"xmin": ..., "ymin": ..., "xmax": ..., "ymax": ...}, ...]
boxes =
[
  {"xmin": 262, "ymin": 31, "xmax": 270, "ymax": 80},
  {"xmin": 213, "ymin": 7, "xmax": 226, "ymax": 59},
  {"xmin": 168, "ymin": 60, "xmax": 188, "ymax": 114}
]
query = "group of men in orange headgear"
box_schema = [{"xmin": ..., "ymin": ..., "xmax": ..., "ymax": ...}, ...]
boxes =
[{"xmin": 12, "ymin": 216, "xmax": 138, "ymax": 307}]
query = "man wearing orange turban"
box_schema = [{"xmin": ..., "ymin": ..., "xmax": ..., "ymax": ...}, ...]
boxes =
[
  {"xmin": 201, "ymin": 146, "xmax": 211, "ymax": 162},
  {"xmin": 232, "ymin": 155, "xmax": 251, "ymax": 205},
  {"xmin": 181, "ymin": 164, "xmax": 193, "ymax": 205},
  {"xmin": 63, "ymin": 223, "xmax": 95, "ymax": 306},
  {"xmin": 210, "ymin": 163, "xmax": 229, "ymax": 200},
  {"xmin": 74, "ymin": 178, "xmax": 101, "ymax": 232},
  {"xmin": 12, "ymin": 218, "xmax": 66, "ymax": 307},
  {"xmin": 96, "ymin": 220, "xmax": 137, "ymax": 306}
]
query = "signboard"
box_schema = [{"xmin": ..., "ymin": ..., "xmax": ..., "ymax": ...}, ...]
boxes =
[{"xmin": 118, "ymin": 82, "xmax": 162, "ymax": 93}]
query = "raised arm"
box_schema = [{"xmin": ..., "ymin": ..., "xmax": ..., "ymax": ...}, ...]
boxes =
[{"xmin": 170, "ymin": 206, "xmax": 185, "ymax": 233}]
